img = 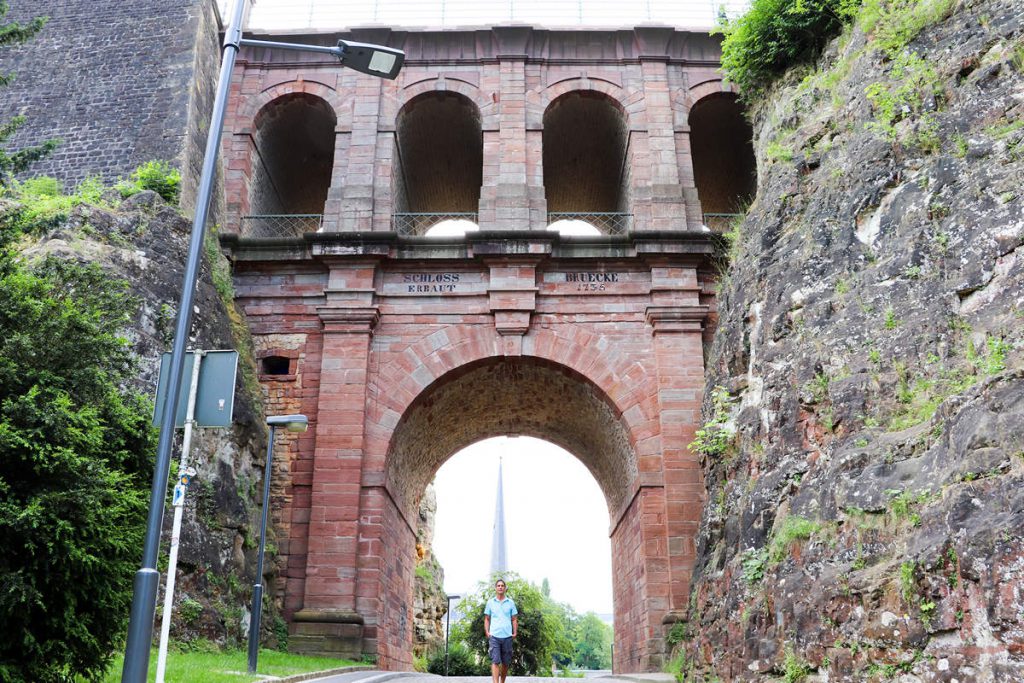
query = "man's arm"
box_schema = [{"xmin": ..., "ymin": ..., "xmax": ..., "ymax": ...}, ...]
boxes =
[
  {"xmin": 511, "ymin": 615, "xmax": 518, "ymax": 638},
  {"xmin": 484, "ymin": 614, "xmax": 491, "ymax": 639}
]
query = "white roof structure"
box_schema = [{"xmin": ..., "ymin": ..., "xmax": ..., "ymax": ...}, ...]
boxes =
[{"xmin": 230, "ymin": 0, "xmax": 750, "ymax": 31}]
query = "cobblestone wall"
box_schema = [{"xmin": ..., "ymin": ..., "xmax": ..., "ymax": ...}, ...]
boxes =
[{"xmin": 2, "ymin": 0, "xmax": 221, "ymax": 212}]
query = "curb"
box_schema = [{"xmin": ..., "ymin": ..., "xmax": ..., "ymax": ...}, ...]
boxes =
[
  {"xmin": 271, "ymin": 664, "xmax": 373, "ymax": 682},
  {"xmin": 274, "ymin": 668, "xmax": 428, "ymax": 683}
]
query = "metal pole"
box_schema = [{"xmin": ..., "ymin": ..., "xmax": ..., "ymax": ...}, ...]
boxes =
[
  {"xmin": 121, "ymin": 2, "xmax": 246, "ymax": 681},
  {"xmin": 154, "ymin": 352, "xmax": 203, "ymax": 683},
  {"xmin": 247, "ymin": 423, "xmax": 277, "ymax": 674},
  {"xmin": 444, "ymin": 602, "xmax": 451, "ymax": 676}
]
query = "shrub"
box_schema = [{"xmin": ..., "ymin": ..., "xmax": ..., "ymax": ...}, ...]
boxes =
[
  {"xmin": 117, "ymin": 160, "xmax": 181, "ymax": 204},
  {"xmin": 717, "ymin": 0, "xmax": 861, "ymax": 98},
  {"xmin": 0, "ymin": 219, "xmax": 156, "ymax": 682},
  {"xmin": 426, "ymin": 642, "xmax": 488, "ymax": 676}
]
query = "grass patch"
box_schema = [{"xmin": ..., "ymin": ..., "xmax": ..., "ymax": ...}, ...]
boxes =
[
  {"xmin": 90, "ymin": 648, "xmax": 361, "ymax": 682},
  {"xmin": 769, "ymin": 516, "xmax": 822, "ymax": 564}
]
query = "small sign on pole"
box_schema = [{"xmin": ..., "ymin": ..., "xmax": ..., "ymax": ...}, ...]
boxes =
[{"xmin": 153, "ymin": 350, "xmax": 238, "ymax": 428}]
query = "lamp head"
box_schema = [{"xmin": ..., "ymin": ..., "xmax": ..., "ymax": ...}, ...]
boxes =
[
  {"xmin": 447, "ymin": 594, "xmax": 461, "ymax": 601},
  {"xmin": 337, "ymin": 39, "xmax": 404, "ymax": 80},
  {"xmin": 267, "ymin": 414, "xmax": 308, "ymax": 432}
]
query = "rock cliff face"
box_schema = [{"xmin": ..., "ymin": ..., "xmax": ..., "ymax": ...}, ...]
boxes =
[
  {"xmin": 414, "ymin": 486, "xmax": 448, "ymax": 659},
  {"xmin": 17, "ymin": 192, "xmax": 271, "ymax": 646},
  {"xmin": 686, "ymin": 0, "xmax": 1024, "ymax": 680}
]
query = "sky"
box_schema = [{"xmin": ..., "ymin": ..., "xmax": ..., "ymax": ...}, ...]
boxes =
[{"xmin": 431, "ymin": 436, "xmax": 614, "ymax": 616}]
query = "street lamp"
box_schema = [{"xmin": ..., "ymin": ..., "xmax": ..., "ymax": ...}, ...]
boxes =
[
  {"xmin": 444, "ymin": 594, "xmax": 461, "ymax": 676},
  {"xmin": 248, "ymin": 415, "xmax": 309, "ymax": 674},
  {"xmin": 119, "ymin": 0, "xmax": 403, "ymax": 679}
]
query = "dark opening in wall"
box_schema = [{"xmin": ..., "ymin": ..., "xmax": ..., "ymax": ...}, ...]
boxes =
[
  {"xmin": 261, "ymin": 356, "xmax": 291, "ymax": 376},
  {"xmin": 543, "ymin": 91, "xmax": 630, "ymax": 215},
  {"xmin": 248, "ymin": 93, "xmax": 336, "ymax": 231},
  {"xmin": 393, "ymin": 92, "xmax": 483, "ymax": 228},
  {"xmin": 688, "ymin": 93, "xmax": 756, "ymax": 228}
]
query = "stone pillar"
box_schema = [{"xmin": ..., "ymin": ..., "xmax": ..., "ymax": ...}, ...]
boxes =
[
  {"xmin": 335, "ymin": 76, "xmax": 385, "ymax": 231},
  {"xmin": 646, "ymin": 262, "xmax": 709, "ymax": 644},
  {"xmin": 478, "ymin": 27, "xmax": 547, "ymax": 231},
  {"xmin": 290, "ymin": 261, "xmax": 379, "ymax": 658},
  {"xmin": 633, "ymin": 28, "xmax": 688, "ymax": 232}
]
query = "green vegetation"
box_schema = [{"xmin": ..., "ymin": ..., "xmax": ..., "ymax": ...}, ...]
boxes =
[
  {"xmin": 716, "ymin": 0, "xmax": 861, "ymax": 98},
  {"xmin": 0, "ymin": 206, "xmax": 156, "ymax": 681},
  {"xmin": 769, "ymin": 516, "xmax": 822, "ymax": 563},
  {"xmin": 899, "ymin": 561, "xmax": 916, "ymax": 601},
  {"xmin": 741, "ymin": 547, "xmax": 768, "ymax": 584},
  {"xmin": 0, "ymin": 1, "xmax": 57, "ymax": 183},
  {"xmin": 858, "ymin": 0, "xmax": 954, "ymax": 58},
  {"xmin": 782, "ymin": 643, "xmax": 811, "ymax": 682},
  {"xmin": 689, "ymin": 386, "xmax": 735, "ymax": 458},
  {"xmin": 864, "ymin": 51, "xmax": 942, "ymax": 148},
  {"xmin": 115, "ymin": 160, "xmax": 181, "ymax": 204},
  {"xmin": 92, "ymin": 647, "xmax": 360, "ymax": 683},
  {"xmin": 449, "ymin": 573, "xmax": 604, "ymax": 675}
]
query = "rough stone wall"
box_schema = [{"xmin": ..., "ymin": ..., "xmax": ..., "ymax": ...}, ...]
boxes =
[
  {"xmin": 2, "ymin": 0, "xmax": 222, "ymax": 214},
  {"xmin": 686, "ymin": 0, "xmax": 1024, "ymax": 680},
  {"xmin": 412, "ymin": 486, "xmax": 447, "ymax": 659},
  {"xmin": 12, "ymin": 190, "xmax": 270, "ymax": 647}
]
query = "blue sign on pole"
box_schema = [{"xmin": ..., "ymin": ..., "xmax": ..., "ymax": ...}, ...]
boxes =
[{"xmin": 153, "ymin": 350, "xmax": 238, "ymax": 428}]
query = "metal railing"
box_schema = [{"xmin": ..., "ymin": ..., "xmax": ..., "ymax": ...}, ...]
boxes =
[
  {"xmin": 240, "ymin": 214, "xmax": 322, "ymax": 238},
  {"xmin": 702, "ymin": 213, "xmax": 744, "ymax": 233},
  {"xmin": 547, "ymin": 212, "xmax": 632, "ymax": 235},
  {"xmin": 393, "ymin": 212, "xmax": 479, "ymax": 236}
]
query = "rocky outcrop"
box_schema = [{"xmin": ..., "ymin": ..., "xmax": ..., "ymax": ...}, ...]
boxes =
[
  {"xmin": 414, "ymin": 485, "xmax": 448, "ymax": 658},
  {"xmin": 17, "ymin": 191, "xmax": 271, "ymax": 647},
  {"xmin": 685, "ymin": 0, "xmax": 1024, "ymax": 680}
]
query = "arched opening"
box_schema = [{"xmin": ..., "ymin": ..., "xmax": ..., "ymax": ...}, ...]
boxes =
[
  {"xmin": 423, "ymin": 218, "xmax": 480, "ymax": 237},
  {"xmin": 427, "ymin": 436, "xmax": 613, "ymax": 668},
  {"xmin": 546, "ymin": 219, "xmax": 602, "ymax": 236},
  {"xmin": 393, "ymin": 92, "xmax": 483, "ymax": 235},
  {"xmin": 687, "ymin": 93, "xmax": 756, "ymax": 232},
  {"xmin": 363, "ymin": 356, "xmax": 665, "ymax": 673},
  {"xmin": 543, "ymin": 91, "xmax": 631, "ymax": 234},
  {"xmin": 244, "ymin": 93, "xmax": 336, "ymax": 238}
]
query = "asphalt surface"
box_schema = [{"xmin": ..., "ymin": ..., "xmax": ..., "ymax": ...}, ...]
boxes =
[{"xmin": 292, "ymin": 671, "xmax": 674, "ymax": 683}]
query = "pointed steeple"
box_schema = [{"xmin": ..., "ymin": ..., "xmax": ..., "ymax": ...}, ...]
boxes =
[{"xmin": 490, "ymin": 456, "xmax": 509, "ymax": 575}]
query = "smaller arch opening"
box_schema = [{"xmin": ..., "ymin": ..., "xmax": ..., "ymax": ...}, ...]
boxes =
[
  {"xmin": 543, "ymin": 91, "xmax": 631, "ymax": 234},
  {"xmin": 688, "ymin": 93, "xmax": 756, "ymax": 232},
  {"xmin": 260, "ymin": 355, "xmax": 291, "ymax": 376},
  {"xmin": 423, "ymin": 219, "xmax": 480, "ymax": 237},
  {"xmin": 244, "ymin": 93, "xmax": 337, "ymax": 238},
  {"xmin": 393, "ymin": 92, "xmax": 483, "ymax": 235},
  {"xmin": 546, "ymin": 219, "xmax": 601, "ymax": 236}
]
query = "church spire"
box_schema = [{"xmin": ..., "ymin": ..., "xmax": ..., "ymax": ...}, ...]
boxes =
[{"xmin": 490, "ymin": 456, "xmax": 509, "ymax": 575}]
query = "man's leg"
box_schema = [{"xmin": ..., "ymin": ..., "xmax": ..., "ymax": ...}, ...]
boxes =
[
  {"xmin": 489, "ymin": 637, "xmax": 501, "ymax": 683},
  {"xmin": 499, "ymin": 637, "xmax": 511, "ymax": 683},
  {"xmin": 499, "ymin": 663, "xmax": 508, "ymax": 683},
  {"xmin": 492, "ymin": 663, "xmax": 501, "ymax": 683}
]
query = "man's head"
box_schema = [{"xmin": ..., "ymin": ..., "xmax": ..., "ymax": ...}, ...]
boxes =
[{"xmin": 495, "ymin": 579, "xmax": 507, "ymax": 598}]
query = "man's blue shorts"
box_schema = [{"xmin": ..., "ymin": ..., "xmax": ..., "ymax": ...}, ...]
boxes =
[{"xmin": 488, "ymin": 635, "xmax": 513, "ymax": 665}]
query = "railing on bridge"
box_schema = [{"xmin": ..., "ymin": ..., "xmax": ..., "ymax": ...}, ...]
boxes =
[
  {"xmin": 702, "ymin": 213, "xmax": 744, "ymax": 233},
  {"xmin": 547, "ymin": 212, "xmax": 632, "ymax": 235},
  {"xmin": 240, "ymin": 214, "xmax": 323, "ymax": 238},
  {"xmin": 392, "ymin": 212, "xmax": 479, "ymax": 236}
]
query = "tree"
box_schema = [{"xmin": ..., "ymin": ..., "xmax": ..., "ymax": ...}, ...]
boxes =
[
  {"xmin": 0, "ymin": 211, "xmax": 155, "ymax": 681},
  {"xmin": 0, "ymin": 1, "xmax": 57, "ymax": 183},
  {"xmin": 570, "ymin": 612, "xmax": 613, "ymax": 670},
  {"xmin": 451, "ymin": 572, "xmax": 572, "ymax": 675}
]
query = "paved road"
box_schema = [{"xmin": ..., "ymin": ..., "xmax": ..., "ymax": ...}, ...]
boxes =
[{"xmin": 298, "ymin": 671, "xmax": 673, "ymax": 683}]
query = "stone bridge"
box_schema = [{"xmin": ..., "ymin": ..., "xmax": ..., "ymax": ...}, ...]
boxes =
[{"xmin": 219, "ymin": 24, "xmax": 755, "ymax": 672}]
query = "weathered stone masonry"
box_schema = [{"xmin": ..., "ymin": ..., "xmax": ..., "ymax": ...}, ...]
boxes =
[{"xmin": 221, "ymin": 25, "xmax": 752, "ymax": 672}]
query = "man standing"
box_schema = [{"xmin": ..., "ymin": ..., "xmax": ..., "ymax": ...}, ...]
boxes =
[{"xmin": 484, "ymin": 578, "xmax": 518, "ymax": 683}]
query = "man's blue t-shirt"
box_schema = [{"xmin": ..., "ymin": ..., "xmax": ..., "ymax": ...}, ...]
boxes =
[{"xmin": 484, "ymin": 596, "xmax": 518, "ymax": 638}]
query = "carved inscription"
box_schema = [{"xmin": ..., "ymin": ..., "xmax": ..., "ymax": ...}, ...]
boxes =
[
  {"xmin": 403, "ymin": 272, "xmax": 461, "ymax": 293},
  {"xmin": 565, "ymin": 271, "xmax": 619, "ymax": 291}
]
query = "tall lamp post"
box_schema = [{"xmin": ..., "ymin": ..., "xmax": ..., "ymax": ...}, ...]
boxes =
[
  {"xmin": 120, "ymin": 1, "xmax": 403, "ymax": 680},
  {"xmin": 248, "ymin": 415, "xmax": 309, "ymax": 674},
  {"xmin": 444, "ymin": 594, "xmax": 461, "ymax": 676}
]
